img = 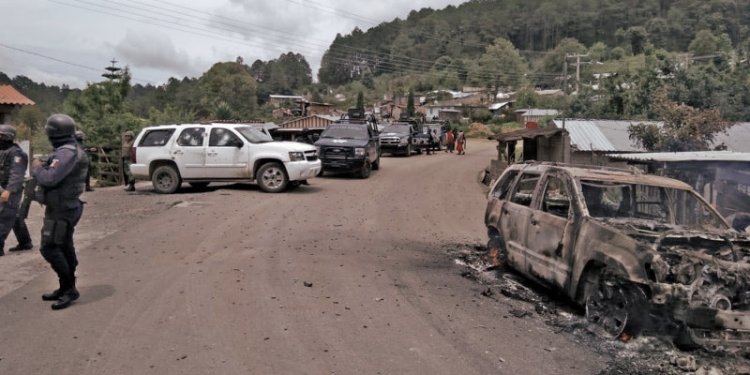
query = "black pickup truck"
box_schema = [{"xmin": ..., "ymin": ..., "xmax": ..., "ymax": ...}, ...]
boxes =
[{"xmin": 315, "ymin": 119, "xmax": 380, "ymax": 178}]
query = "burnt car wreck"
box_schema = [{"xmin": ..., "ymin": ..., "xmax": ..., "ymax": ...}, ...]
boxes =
[{"xmin": 484, "ymin": 162, "xmax": 750, "ymax": 349}]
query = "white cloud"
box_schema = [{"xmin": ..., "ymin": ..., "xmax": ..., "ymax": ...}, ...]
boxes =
[{"xmin": 113, "ymin": 31, "xmax": 202, "ymax": 77}]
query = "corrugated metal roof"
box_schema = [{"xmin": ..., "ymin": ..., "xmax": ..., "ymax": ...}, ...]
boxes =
[
  {"xmin": 0, "ymin": 85, "xmax": 34, "ymax": 106},
  {"xmin": 552, "ymin": 119, "xmax": 660, "ymax": 152},
  {"xmin": 516, "ymin": 109, "xmax": 559, "ymax": 117},
  {"xmin": 714, "ymin": 122, "xmax": 750, "ymax": 152},
  {"xmin": 488, "ymin": 101, "xmax": 511, "ymax": 110},
  {"xmin": 607, "ymin": 151, "xmax": 750, "ymax": 162}
]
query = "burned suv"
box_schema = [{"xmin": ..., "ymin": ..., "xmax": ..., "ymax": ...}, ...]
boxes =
[{"xmin": 485, "ymin": 162, "xmax": 750, "ymax": 347}]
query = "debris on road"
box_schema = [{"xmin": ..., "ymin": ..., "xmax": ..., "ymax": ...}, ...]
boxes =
[
  {"xmin": 447, "ymin": 243, "xmax": 750, "ymax": 375},
  {"xmin": 303, "ymin": 281, "xmax": 313, "ymax": 287}
]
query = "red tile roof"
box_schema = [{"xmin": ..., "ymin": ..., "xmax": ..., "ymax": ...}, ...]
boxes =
[{"xmin": 0, "ymin": 85, "xmax": 35, "ymax": 106}]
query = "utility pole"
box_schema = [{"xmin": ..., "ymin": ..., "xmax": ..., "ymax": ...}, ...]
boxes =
[
  {"xmin": 566, "ymin": 54, "xmax": 589, "ymax": 93},
  {"xmin": 562, "ymin": 60, "xmax": 568, "ymax": 92}
]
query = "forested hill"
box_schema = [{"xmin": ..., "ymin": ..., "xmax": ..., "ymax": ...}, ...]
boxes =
[{"xmin": 318, "ymin": 0, "xmax": 750, "ymax": 85}]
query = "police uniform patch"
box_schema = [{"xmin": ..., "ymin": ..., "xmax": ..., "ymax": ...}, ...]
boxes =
[
  {"xmin": 50, "ymin": 159, "xmax": 60, "ymax": 168},
  {"xmin": 14, "ymin": 156, "xmax": 21, "ymax": 164}
]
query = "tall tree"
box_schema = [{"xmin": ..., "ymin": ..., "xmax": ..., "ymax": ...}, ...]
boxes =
[
  {"xmin": 629, "ymin": 89, "xmax": 728, "ymax": 152},
  {"xmin": 197, "ymin": 62, "xmax": 257, "ymax": 120},
  {"xmin": 406, "ymin": 89, "xmax": 415, "ymax": 117},
  {"xmin": 356, "ymin": 91, "xmax": 365, "ymax": 110}
]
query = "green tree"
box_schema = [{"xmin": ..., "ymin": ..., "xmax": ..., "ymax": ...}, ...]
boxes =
[
  {"xmin": 406, "ymin": 89, "xmax": 415, "ymax": 117},
  {"xmin": 356, "ymin": 91, "xmax": 365, "ymax": 110},
  {"xmin": 63, "ymin": 67, "xmax": 142, "ymax": 145},
  {"xmin": 629, "ymin": 89, "xmax": 728, "ymax": 152},
  {"xmin": 197, "ymin": 62, "xmax": 257, "ymax": 120},
  {"xmin": 468, "ymin": 38, "xmax": 528, "ymax": 93}
]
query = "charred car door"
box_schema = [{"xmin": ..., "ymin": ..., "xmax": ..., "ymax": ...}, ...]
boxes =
[
  {"xmin": 500, "ymin": 172, "xmax": 542, "ymax": 272},
  {"xmin": 524, "ymin": 171, "xmax": 580, "ymax": 289}
]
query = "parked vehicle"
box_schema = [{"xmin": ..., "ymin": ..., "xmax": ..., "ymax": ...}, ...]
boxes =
[
  {"xmin": 130, "ymin": 123, "xmax": 321, "ymax": 194},
  {"xmin": 314, "ymin": 119, "xmax": 380, "ymax": 179},
  {"xmin": 485, "ymin": 162, "xmax": 750, "ymax": 348},
  {"xmin": 416, "ymin": 123, "xmax": 444, "ymax": 152},
  {"xmin": 379, "ymin": 122, "xmax": 425, "ymax": 156}
]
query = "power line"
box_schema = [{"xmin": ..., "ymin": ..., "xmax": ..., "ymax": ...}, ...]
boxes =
[
  {"xmin": 0, "ymin": 42, "xmax": 155, "ymax": 84},
  {"xmin": 58, "ymin": 0, "xmax": 561, "ymax": 82}
]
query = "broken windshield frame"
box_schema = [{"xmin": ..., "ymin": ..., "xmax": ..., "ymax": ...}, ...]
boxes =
[{"xmin": 580, "ymin": 180, "xmax": 728, "ymax": 230}]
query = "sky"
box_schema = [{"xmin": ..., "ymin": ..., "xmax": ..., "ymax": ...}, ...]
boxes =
[{"xmin": 1, "ymin": 0, "xmax": 469, "ymax": 88}]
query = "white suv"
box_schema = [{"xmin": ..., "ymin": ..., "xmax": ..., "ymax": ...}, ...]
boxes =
[{"xmin": 129, "ymin": 123, "xmax": 321, "ymax": 193}]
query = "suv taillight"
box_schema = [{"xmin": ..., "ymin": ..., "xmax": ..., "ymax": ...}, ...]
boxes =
[{"xmin": 130, "ymin": 146, "xmax": 137, "ymax": 164}]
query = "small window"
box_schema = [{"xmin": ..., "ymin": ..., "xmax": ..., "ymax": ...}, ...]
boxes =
[
  {"xmin": 510, "ymin": 173, "xmax": 540, "ymax": 207},
  {"xmin": 542, "ymin": 176, "xmax": 571, "ymax": 218},
  {"xmin": 491, "ymin": 170, "xmax": 519, "ymax": 200},
  {"xmin": 139, "ymin": 129, "xmax": 174, "ymax": 147},
  {"xmin": 177, "ymin": 127, "xmax": 205, "ymax": 147},
  {"xmin": 209, "ymin": 128, "xmax": 242, "ymax": 147}
]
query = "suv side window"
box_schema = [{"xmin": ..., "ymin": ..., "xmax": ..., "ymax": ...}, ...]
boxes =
[
  {"xmin": 491, "ymin": 170, "xmax": 519, "ymax": 200},
  {"xmin": 139, "ymin": 129, "xmax": 174, "ymax": 147},
  {"xmin": 177, "ymin": 127, "xmax": 205, "ymax": 147},
  {"xmin": 209, "ymin": 128, "xmax": 241, "ymax": 147},
  {"xmin": 510, "ymin": 173, "xmax": 540, "ymax": 206},
  {"xmin": 541, "ymin": 175, "xmax": 571, "ymax": 218}
]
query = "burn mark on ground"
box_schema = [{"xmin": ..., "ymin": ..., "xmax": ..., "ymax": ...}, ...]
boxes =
[{"xmin": 446, "ymin": 243, "xmax": 750, "ymax": 375}]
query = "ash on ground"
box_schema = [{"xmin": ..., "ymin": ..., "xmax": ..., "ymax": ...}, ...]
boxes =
[{"xmin": 446, "ymin": 244, "xmax": 750, "ymax": 375}]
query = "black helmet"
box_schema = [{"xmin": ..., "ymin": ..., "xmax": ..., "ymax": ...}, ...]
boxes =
[
  {"xmin": 74, "ymin": 130, "xmax": 85, "ymax": 142},
  {"xmin": 45, "ymin": 114, "xmax": 76, "ymax": 139},
  {"xmin": 0, "ymin": 125, "xmax": 16, "ymax": 141}
]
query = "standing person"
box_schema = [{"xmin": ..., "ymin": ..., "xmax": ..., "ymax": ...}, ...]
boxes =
[
  {"xmin": 0, "ymin": 125, "xmax": 32, "ymax": 256},
  {"xmin": 121, "ymin": 131, "xmax": 136, "ymax": 192},
  {"xmin": 75, "ymin": 130, "xmax": 94, "ymax": 192},
  {"xmin": 294, "ymin": 128, "xmax": 315, "ymax": 144},
  {"xmin": 456, "ymin": 130, "xmax": 466, "ymax": 155},
  {"xmin": 31, "ymin": 114, "xmax": 89, "ymax": 310},
  {"xmin": 445, "ymin": 129, "xmax": 455, "ymax": 153}
]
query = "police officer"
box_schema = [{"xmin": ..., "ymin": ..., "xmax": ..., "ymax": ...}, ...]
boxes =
[
  {"xmin": 0, "ymin": 125, "xmax": 32, "ymax": 256},
  {"xmin": 122, "ymin": 131, "xmax": 136, "ymax": 191},
  {"xmin": 31, "ymin": 114, "xmax": 89, "ymax": 310}
]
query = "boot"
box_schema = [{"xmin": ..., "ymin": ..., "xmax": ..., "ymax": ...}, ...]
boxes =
[
  {"xmin": 42, "ymin": 289, "xmax": 63, "ymax": 301},
  {"xmin": 124, "ymin": 183, "xmax": 135, "ymax": 192},
  {"xmin": 51, "ymin": 288, "xmax": 79, "ymax": 310},
  {"xmin": 9, "ymin": 243, "xmax": 33, "ymax": 252}
]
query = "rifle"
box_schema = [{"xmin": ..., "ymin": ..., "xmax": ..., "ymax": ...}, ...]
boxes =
[{"xmin": 18, "ymin": 178, "xmax": 37, "ymax": 220}]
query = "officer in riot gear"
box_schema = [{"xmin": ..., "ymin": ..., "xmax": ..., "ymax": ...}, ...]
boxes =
[
  {"xmin": 0, "ymin": 125, "xmax": 32, "ymax": 256},
  {"xmin": 31, "ymin": 114, "xmax": 89, "ymax": 310}
]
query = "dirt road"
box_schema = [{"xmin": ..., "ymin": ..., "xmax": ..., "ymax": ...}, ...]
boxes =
[{"xmin": 0, "ymin": 140, "xmax": 606, "ymax": 374}]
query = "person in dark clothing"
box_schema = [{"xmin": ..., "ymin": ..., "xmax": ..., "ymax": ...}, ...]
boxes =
[
  {"xmin": 0, "ymin": 125, "xmax": 32, "ymax": 256},
  {"xmin": 122, "ymin": 131, "xmax": 136, "ymax": 191},
  {"xmin": 294, "ymin": 128, "xmax": 315, "ymax": 144},
  {"xmin": 75, "ymin": 130, "xmax": 94, "ymax": 192},
  {"xmin": 31, "ymin": 114, "xmax": 89, "ymax": 310}
]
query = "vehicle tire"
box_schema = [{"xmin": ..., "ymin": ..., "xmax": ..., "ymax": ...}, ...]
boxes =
[
  {"xmin": 416, "ymin": 147, "xmax": 423, "ymax": 155},
  {"xmin": 583, "ymin": 269, "xmax": 646, "ymax": 339},
  {"xmin": 256, "ymin": 162, "xmax": 289, "ymax": 193},
  {"xmin": 152, "ymin": 165, "xmax": 181, "ymax": 194},
  {"xmin": 405, "ymin": 144, "xmax": 412, "ymax": 157},
  {"xmin": 188, "ymin": 182, "xmax": 210, "ymax": 190},
  {"xmin": 357, "ymin": 160, "xmax": 372, "ymax": 179},
  {"xmin": 486, "ymin": 236, "xmax": 507, "ymax": 268},
  {"xmin": 372, "ymin": 156, "xmax": 380, "ymax": 170}
]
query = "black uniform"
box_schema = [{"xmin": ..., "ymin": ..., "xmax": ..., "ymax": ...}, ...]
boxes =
[
  {"xmin": 31, "ymin": 138, "xmax": 89, "ymax": 299},
  {"xmin": 0, "ymin": 144, "xmax": 31, "ymax": 255}
]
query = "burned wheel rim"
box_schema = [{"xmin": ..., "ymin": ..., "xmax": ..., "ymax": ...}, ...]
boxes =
[
  {"xmin": 585, "ymin": 280, "xmax": 631, "ymax": 338},
  {"xmin": 262, "ymin": 167, "xmax": 285, "ymax": 188}
]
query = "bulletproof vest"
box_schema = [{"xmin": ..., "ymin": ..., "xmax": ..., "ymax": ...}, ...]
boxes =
[
  {"xmin": 43, "ymin": 143, "xmax": 89, "ymax": 209},
  {"xmin": 0, "ymin": 145, "xmax": 18, "ymax": 188}
]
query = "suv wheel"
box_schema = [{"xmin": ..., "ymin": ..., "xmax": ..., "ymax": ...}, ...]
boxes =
[
  {"xmin": 152, "ymin": 165, "xmax": 181, "ymax": 194},
  {"xmin": 583, "ymin": 270, "xmax": 646, "ymax": 339},
  {"xmin": 257, "ymin": 162, "xmax": 288, "ymax": 193},
  {"xmin": 357, "ymin": 160, "xmax": 371, "ymax": 179}
]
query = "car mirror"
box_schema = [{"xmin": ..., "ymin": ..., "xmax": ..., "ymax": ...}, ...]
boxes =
[{"xmin": 233, "ymin": 140, "xmax": 244, "ymax": 148}]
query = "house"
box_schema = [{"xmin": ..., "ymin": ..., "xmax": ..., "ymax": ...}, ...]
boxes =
[
  {"xmin": 488, "ymin": 101, "xmax": 514, "ymax": 118},
  {"xmin": 516, "ymin": 109, "xmax": 560, "ymax": 127},
  {"xmin": 550, "ymin": 119, "xmax": 658, "ymax": 165},
  {"xmin": 0, "ymin": 85, "xmax": 35, "ymax": 124},
  {"xmin": 279, "ymin": 115, "xmax": 339, "ymax": 130},
  {"xmin": 713, "ymin": 122, "xmax": 750, "ymax": 152},
  {"xmin": 606, "ymin": 151, "xmax": 750, "ymax": 222},
  {"xmin": 486, "ymin": 127, "xmax": 571, "ymax": 182}
]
